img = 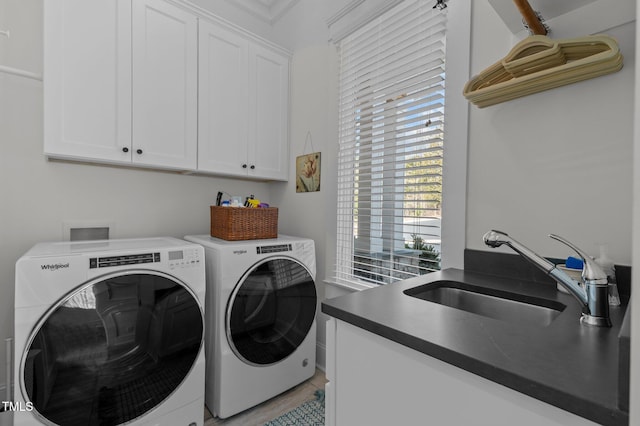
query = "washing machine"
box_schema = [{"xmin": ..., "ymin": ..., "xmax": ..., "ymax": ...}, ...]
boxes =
[
  {"xmin": 183, "ymin": 234, "xmax": 317, "ymax": 419},
  {"xmin": 14, "ymin": 237, "xmax": 206, "ymax": 426}
]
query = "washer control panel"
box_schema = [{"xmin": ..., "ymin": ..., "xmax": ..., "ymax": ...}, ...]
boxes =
[
  {"xmin": 90, "ymin": 252, "xmax": 160, "ymax": 269},
  {"xmin": 168, "ymin": 248, "xmax": 201, "ymax": 270},
  {"xmin": 89, "ymin": 248, "xmax": 201, "ymax": 270}
]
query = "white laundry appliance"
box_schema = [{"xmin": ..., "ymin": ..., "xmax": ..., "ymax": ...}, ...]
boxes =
[
  {"xmin": 183, "ymin": 235, "xmax": 317, "ymax": 419},
  {"xmin": 14, "ymin": 237, "xmax": 206, "ymax": 426}
]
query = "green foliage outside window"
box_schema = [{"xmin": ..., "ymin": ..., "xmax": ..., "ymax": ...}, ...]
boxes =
[{"xmin": 406, "ymin": 233, "xmax": 441, "ymax": 272}]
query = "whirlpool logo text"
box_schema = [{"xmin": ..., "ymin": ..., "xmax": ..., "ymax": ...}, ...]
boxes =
[{"xmin": 40, "ymin": 263, "xmax": 70, "ymax": 271}]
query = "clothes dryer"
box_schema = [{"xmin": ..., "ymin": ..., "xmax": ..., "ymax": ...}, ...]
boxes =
[
  {"xmin": 183, "ymin": 235, "xmax": 317, "ymax": 419},
  {"xmin": 14, "ymin": 237, "xmax": 206, "ymax": 426}
]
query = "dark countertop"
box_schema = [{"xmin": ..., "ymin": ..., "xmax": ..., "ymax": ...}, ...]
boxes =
[{"xmin": 322, "ymin": 268, "xmax": 629, "ymax": 426}]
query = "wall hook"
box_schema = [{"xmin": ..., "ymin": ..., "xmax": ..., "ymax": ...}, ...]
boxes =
[{"xmin": 433, "ymin": 0, "xmax": 447, "ymax": 11}]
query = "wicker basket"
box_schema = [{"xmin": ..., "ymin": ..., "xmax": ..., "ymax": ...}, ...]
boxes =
[{"xmin": 210, "ymin": 206, "xmax": 278, "ymax": 240}]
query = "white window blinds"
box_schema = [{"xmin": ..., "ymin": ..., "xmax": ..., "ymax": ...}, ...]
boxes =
[{"xmin": 335, "ymin": 0, "xmax": 447, "ymax": 287}]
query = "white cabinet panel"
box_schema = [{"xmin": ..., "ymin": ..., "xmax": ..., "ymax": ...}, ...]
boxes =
[
  {"xmin": 44, "ymin": 0, "xmax": 286, "ymax": 178},
  {"xmin": 197, "ymin": 20, "xmax": 249, "ymax": 175},
  {"xmin": 327, "ymin": 319, "xmax": 597, "ymax": 426},
  {"xmin": 249, "ymin": 44, "xmax": 289, "ymax": 181},
  {"xmin": 198, "ymin": 20, "xmax": 290, "ymax": 181},
  {"xmin": 132, "ymin": 0, "xmax": 197, "ymax": 170},
  {"xmin": 44, "ymin": 0, "xmax": 132, "ymax": 163}
]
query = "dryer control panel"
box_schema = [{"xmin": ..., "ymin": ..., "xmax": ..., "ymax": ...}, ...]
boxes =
[{"xmin": 256, "ymin": 244, "xmax": 292, "ymax": 254}]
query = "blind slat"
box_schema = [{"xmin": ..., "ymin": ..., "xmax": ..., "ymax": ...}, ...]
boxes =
[
  {"xmin": 340, "ymin": 53, "xmax": 445, "ymax": 105},
  {"xmin": 339, "ymin": 149, "xmax": 443, "ymax": 163},
  {"xmin": 339, "ymin": 38, "xmax": 446, "ymax": 87},
  {"xmin": 338, "ymin": 82, "xmax": 445, "ymax": 126},
  {"xmin": 342, "ymin": 12, "xmax": 446, "ymax": 70},
  {"xmin": 342, "ymin": 4, "xmax": 446, "ymax": 52}
]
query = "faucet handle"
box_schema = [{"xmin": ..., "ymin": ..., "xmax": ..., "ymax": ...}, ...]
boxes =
[{"xmin": 548, "ymin": 234, "xmax": 607, "ymax": 283}]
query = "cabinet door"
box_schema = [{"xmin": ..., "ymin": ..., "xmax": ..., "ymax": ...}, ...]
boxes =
[
  {"xmin": 331, "ymin": 320, "xmax": 598, "ymax": 426},
  {"xmin": 132, "ymin": 0, "xmax": 197, "ymax": 170},
  {"xmin": 197, "ymin": 20, "xmax": 249, "ymax": 176},
  {"xmin": 44, "ymin": 0, "xmax": 132, "ymax": 163},
  {"xmin": 248, "ymin": 44, "xmax": 290, "ymax": 181}
]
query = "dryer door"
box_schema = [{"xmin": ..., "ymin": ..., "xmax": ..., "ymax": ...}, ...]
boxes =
[
  {"xmin": 21, "ymin": 272, "xmax": 203, "ymax": 426},
  {"xmin": 227, "ymin": 258, "xmax": 316, "ymax": 365}
]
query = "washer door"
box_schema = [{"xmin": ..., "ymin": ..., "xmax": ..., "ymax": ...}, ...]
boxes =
[
  {"xmin": 227, "ymin": 258, "xmax": 316, "ymax": 365},
  {"xmin": 22, "ymin": 272, "xmax": 203, "ymax": 426}
]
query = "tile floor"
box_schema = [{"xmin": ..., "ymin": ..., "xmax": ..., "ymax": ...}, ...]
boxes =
[{"xmin": 204, "ymin": 369, "xmax": 327, "ymax": 426}]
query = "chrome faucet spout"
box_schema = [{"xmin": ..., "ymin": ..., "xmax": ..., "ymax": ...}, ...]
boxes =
[
  {"xmin": 482, "ymin": 230, "xmax": 611, "ymax": 327},
  {"xmin": 483, "ymin": 230, "xmax": 556, "ymax": 273}
]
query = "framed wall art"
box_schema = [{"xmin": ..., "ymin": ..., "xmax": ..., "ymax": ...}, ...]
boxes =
[{"xmin": 296, "ymin": 152, "xmax": 321, "ymax": 193}]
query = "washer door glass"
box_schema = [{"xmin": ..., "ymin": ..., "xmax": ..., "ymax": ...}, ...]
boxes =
[
  {"xmin": 228, "ymin": 258, "xmax": 316, "ymax": 365},
  {"xmin": 23, "ymin": 273, "xmax": 203, "ymax": 426}
]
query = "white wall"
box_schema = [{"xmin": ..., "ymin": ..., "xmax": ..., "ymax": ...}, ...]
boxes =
[
  {"xmin": 631, "ymin": 2, "xmax": 640, "ymax": 424},
  {"xmin": 0, "ymin": 1, "xmax": 271, "ymax": 392},
  {"xmin": 272, "ymin": 0, "xmax": 638, "ymax": 357},
  {"xmin": 1, "ymin": 0, "xmax": 637, "ymax": 416},
  {"xmin": 467, "ymin": 2, "xmax": 635, "ymax": 265},
  {"xmin": 213, "ymin": 0, "xmax": 638, "ymax": 421},
  {"xmin": 270, "ymin": 0, "xmax": 339, "ymax": 369},
  {"xmin": 468, "ymin": 3, "xmax": 637, "ymax": 423},
  {"xmin": 0, "ymin": 0, "xmax": 335, "ymax": 391}
]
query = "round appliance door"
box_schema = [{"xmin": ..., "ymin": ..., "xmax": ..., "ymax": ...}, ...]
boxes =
[
  {"xmin": 227, "ymin": 257, "xmax": 316, "ymax": 366},
  {"xmin": 21, "ymin": 272, "xmax": 203, "ymax": 426}
]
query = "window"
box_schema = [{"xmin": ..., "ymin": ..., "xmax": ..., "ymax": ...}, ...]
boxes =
[{"xmin": 335, "ymin": 0, "xmax": 447, "ymax": 286}]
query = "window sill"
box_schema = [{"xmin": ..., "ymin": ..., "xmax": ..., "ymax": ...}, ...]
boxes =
[{"xmin": 323, "ymin": 278, "xmax": 376, "ymax": 292}]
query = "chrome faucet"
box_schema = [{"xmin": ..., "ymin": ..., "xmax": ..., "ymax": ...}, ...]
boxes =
[{"xmin": 483, "ymin": 230, "xmax": 611, "ymax": 327}]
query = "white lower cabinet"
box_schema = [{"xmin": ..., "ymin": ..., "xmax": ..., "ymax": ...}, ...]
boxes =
[
  {"xmin": 325, "ymin": 318, "xmax": 597, "ymax": 426},
  {"xmin": 198, "ymin": 20, "xmax": 289, "ymax": 181}
]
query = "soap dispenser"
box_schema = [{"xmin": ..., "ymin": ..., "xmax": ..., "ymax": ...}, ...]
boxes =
[{"xmin": 594, "ymin": 245, "xmax": 621, "ymax": 306}]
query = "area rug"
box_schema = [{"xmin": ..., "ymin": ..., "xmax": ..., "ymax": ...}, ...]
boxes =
[{"xmin": 263, "ymin": 389, "xmax": 325, "ymax": 426}]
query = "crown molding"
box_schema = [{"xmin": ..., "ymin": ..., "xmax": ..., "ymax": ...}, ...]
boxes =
[
  {"xmin": 227, "ymin": 0, "xmax": 300, "ymax": 25},
  {"xmin": 172, "ymin": 0, "xmax": 292, "ymax": 55},
  {"xmin": 326, "ymin": 0, "xmax": 403, "ymax": 43},
  {"xmin": 325, "ymin": 0, "xmax": 365, "ymax": 27}
]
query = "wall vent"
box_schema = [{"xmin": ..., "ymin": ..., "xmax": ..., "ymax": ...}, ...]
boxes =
[{"xmin": 63, "ymin": 221, "xmax": 115, "ymax": 241}]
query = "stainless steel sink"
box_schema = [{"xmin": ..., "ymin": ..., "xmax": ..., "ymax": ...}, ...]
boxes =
[{"xmin": 404, "ymin": 280, "xmax": 566, "ymax": 327}]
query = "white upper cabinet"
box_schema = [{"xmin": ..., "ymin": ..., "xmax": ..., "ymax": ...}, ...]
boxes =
[
  {"xmin": 132, "ymin": 0, "xmax": 197, "ymax": 170},
  {"xmin": 248, "ymin": 43, "xmax": 289, "ymax": 181},
  {"xmin": 198, "ymin": 21, "xmax": 250, "ymax": 176},
  {"xmin": 198, "ymin": 20, "xmax": 290, "ymax": 181},
  {"xmin": 44, "ymin": 0, "xmax": 289, "ymax": 179},
  {"xmin": 45, "ymin": 0, "xmax": 197, "ymax": 171},
  {"xmin": 44, "ymin": 0, "xmax": 132, "ymax": 163}
]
